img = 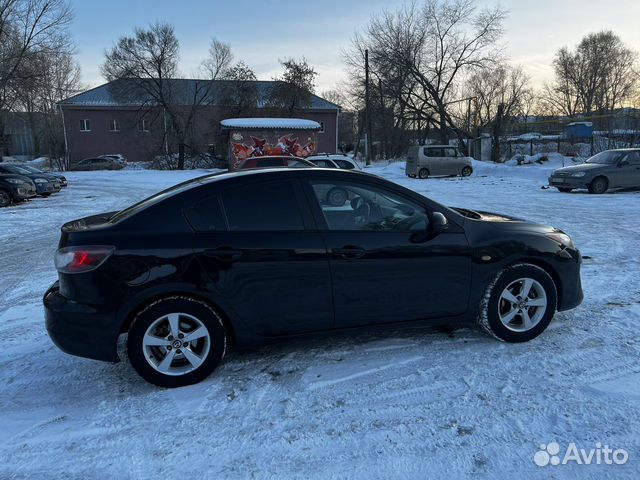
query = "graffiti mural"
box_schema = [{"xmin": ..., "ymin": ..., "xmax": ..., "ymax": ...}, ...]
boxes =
[{"xmin": 229, "ymin": 131, "xmax": 316, "ymax": 168}]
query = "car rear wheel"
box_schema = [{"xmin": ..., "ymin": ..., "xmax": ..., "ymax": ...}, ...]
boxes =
[
  {"xmin": 461, "ymin": 166, "xmax": 473, "ymax": 177},
  {"xmin": 588, "ymin": 176, "xmax": 608, "ymax": 194},
  {"xmin": 0, "ymin": 189, "xmax": 11, "ymax": 207},
  {"xmin": 478, "ymin": 264, "xmax": 557, "ymax": 343},
  {"xmin": 127, "ymin": 296, "xmax": 227, "ymax": 387},
  {"xmin": 557, "ymin": 187, "xmax": 573, "ymax": 193},
  {"xmin": 418, "ymin": 168, "xmax": 430, "ymax": 179}
]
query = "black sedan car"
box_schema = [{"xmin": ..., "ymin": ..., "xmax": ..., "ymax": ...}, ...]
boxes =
[
  {"xmin": 44, "ymin": 168, "xmax": 583, "ymax": 387},
  {"xmin": 0, "ymin": 174, "xmax": 37, "ymax": 207},
  {"xmin": 0, "ymin": 164, "xmax": 61, "ymax": 196}
]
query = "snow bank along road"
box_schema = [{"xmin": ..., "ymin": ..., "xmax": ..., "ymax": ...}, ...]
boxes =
[{"xmin": 0, "ymin": 163, "xmax": 638, "ymax": 479}]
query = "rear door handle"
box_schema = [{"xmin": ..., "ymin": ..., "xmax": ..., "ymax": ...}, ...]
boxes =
[
  {"xmin": 332, "ymin": 246, "xmax": 366, "ymax": 259},
  {"xmin": 204, "ymin": 247, "xmax": 242, "ymax": 261}
]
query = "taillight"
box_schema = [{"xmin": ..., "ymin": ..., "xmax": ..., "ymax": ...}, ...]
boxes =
[{"xmin": 54, "ymin": 246, "xmax": 115, "ymax": 273}]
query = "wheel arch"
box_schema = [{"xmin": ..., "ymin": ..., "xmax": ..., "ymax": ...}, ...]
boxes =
[
  {"xmin": 503, "ymin": 257, "xmax": 563, "ymax": 309},
  {"xmin": 118, "ymin": 290, "xmax": 237, "ymax": 345}
]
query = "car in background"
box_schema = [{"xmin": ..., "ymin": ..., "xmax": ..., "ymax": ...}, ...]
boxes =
[
  {"xmin": 549, "ymin": 149, "xmax": 640, "ymax": 194},
  {"xmin": 71, "ymin": 157, "xmax": 126, "ymax": 171},
  {"xmin": 98, "ymin": 154, "xmax": 127, "ymax": 166},
  {"xmin": 0, "ymin": 164, "xmax": 61, "ymax": 196},
  {"xmin": 44, "ymin": 168, "xmax": 582, "ymax": 387},
  {"xmin": 308, "ymin": 154, "xmax": 362, "ymax": 171},
  {"xmin": 0, "ymin": 174, "xmax": 37, "ymax": 207},
  {"xmin": 405, "ymin": 145, "xmax": 473, "ymax": 179},
  {"xmin": 19, "ymin": 164, "xmax": 68, "ymax": 187},
  {"xmin": 236, "ymin": 156, "xmax": 315, "ymax": 170}
]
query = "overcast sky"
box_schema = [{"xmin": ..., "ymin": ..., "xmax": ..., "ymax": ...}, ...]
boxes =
[{"xmin": 71, "ymin": 0, "xmax": 640, "ymax": 94}]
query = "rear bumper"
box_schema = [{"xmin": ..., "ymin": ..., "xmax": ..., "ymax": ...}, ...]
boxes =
[{"xmin": 44, "ymin": 282, "xmax": 120, "ymax": 362}]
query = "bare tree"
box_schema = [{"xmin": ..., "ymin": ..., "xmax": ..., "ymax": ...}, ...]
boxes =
[
  {"xmin": 346, "ymin": 0, "xmax": 506, "ymax": 154},
  {"xmin": 102, "ymin": 22, "xmax": 218, "ymax": 169},
  {"xmin": 546, "ymin": 31, "xmax": 638, "ymax": 117},
  {"xmin": 218, "ymin": 61, "xmax": 258, "ymax": 118},
  {"xmin": 267, "ymin": 57, "xmax": 318, "ymax": 115},
  {"xmin": 201, "ymin": 38, "xmax": 233, "ymax": 80}
]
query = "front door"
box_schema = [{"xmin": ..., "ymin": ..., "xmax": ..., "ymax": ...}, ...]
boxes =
[
  {"xmin": 620, "ymin": 151, "xmax": 640, "ymax": 188},
  {"xmin": 303, "ymin": 177, "xmax": 472, "ymax": 327},
  {"xmin": 191, "ymin": 178, "xmax": 333, "ymax": 336}
]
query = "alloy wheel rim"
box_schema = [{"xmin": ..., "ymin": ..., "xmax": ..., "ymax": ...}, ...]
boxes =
[
  {"xmin": 142, "ymin": 312, "xmax": 211, "ymax": 376},
  {"xmin": 498, "ymin": 277, "xmax": 548, "ymax": 332}
]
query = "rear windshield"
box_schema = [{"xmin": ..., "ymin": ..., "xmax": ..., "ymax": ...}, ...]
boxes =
[{"xmin": 108, "ymin": 173, "xmax": 224, "ymax": 223}]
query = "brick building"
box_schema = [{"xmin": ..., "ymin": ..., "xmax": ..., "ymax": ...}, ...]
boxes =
[{"xmin": 59, "ymin": 79, "xmax": 340, "ymax": 164}]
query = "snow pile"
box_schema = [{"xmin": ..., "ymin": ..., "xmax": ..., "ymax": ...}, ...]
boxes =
[{"xmin": 220, "ymin": 118, "xmax": 322, "ymax": 130}]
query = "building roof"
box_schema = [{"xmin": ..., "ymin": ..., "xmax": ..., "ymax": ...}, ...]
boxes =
[
  {"xmin": 220, "ymin": 118, "xmax": 321, "ymax": 130},
  {"xmin": 59, "ymin": 78, "xmax": 341, "ymax": 111}
]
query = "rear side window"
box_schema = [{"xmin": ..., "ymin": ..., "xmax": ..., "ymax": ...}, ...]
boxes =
[
  {"xmin": 185, "ymin": 196, "xmax": 226, "ymax": 231},
  {"xmin": 425, "ymin": 148, "xmax": 442, "ymax": 157},
  {"xmin": 222, "ymin": 180, "xmax": 304, "ymax": 231},
  {"xmin": 334, "ymin": 160, "xmax": 355, "ymax": 169},
  {"xmin": 443, "ymin": 148, "xmax": 457, "ymax": 157},
  {"xmin": 256, "ymin": 158, "xmax": 285, "ymax": 167}
]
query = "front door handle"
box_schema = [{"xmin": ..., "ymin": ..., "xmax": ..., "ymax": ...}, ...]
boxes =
[
  {"xmin": 332, "ymin": 246, "xmax": 366, "ymax": 259},
  {"xmin": 205, "ymin": 247, "xmax": 242, "ymax": 261}
]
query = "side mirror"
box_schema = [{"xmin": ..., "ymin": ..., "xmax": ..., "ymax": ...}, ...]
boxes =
[{"xmin": 432, "ymin": 212, "xmax": 449, "ymax": 233}]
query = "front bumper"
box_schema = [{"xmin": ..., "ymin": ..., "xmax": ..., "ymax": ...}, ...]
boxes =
[
  {"xmin": 12, "ymin": 184, "xmax": 37, "ymax": 200},
  {"xmin": 548, "ymin": 175, "xmax": 589, "ymax": 189},
  {"xmin": 555, "ymin": 248, "xmax": 584, "ymax": 311},
  {"xmin": 35, "ymin": 182, "xmax": 60, "ymax": 195},
  {"xmin": 44, "ymin": 282, "xmax": 120, "ymax": 362}
]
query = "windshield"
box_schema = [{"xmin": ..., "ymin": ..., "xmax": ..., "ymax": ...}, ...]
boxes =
[
  {"xmin": 3, "ymin": 165, "xmax": 31, "ymax": 175},
  {"xmin": 585, "ymin": 151, "xmax": 624, "ymax": 164}
]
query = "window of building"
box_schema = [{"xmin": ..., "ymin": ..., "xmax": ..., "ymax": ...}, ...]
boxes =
[
  {"xmin": 138, "ymin": 119, "xmax": 149, "ymax": 132},
  {"xmin": 221, "ymin": 180, "xmax": 304, "ymax": 231},
  {"xmin": 109, "ymin": 119, "xmax": 119, "ymax": 132},
  {"xmin": 80, "ymin": 119, "xmax": 91, "ymax": 132}
]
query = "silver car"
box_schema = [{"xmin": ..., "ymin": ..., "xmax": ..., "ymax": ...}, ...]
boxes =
[{"xmin": 406, "ymin": 145, "xmax": 473, "ymax": 179}]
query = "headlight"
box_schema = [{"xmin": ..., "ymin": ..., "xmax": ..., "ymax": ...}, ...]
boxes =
[
  {"xmin": 5, "ymin": 178, "xmax": 23, "ymax": 184},
  {"xmin": 34, "ymin": 178, "xmax": 48, "ymax": 183},
  {"xmin": 571, "ymin": 172, "xmax": 587, "ymax": 178},
  {"xmin": 546, "ymin": 232, "xmax": 574, "ymax": 249}
]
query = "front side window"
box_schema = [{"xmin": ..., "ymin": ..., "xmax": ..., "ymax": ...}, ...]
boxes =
[
  {"xmin": 222, "ymin": 180, "xmax": 304, "ymax": 231},
  {"xmin": 185, "ymin": 196, "xmax": 226, "ymax": 231},
  {"xmin": 425, "ymin": 147, "xmax": 442, "ymax": 157},
  {"xmin": 443, "ymin": 148, "xmax": 457, "ymax": 158},
  {"xmin": 80, "ymin": 119, "xmax": 91, "ymax": 132},
  {"xmin": 310, "ymin": 180, "xmax": 429, "ymax": 232},
  {"xmin": 109, "ymin": 119, "xmax": 119, "ymax": 132},
  {"xmin": 623, "ymin": 151, "xmax": 640, "ymax": 165}
]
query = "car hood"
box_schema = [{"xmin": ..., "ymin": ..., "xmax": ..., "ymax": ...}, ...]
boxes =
[
  {"xmin": 452, "ymin": 207, "xmax": 557, "ymax": 234},
  {"xmin": 0, "ymin": 174, "xmax": 34, "ymax": 184},
  {"xmin": 553, "ymin": 163, "xmax": 606, "ymax": 174}
]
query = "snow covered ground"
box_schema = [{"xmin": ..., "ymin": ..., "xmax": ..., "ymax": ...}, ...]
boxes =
[{"xmin": 1, "ymin": 162, "xmax": 639, "ymax": 479}]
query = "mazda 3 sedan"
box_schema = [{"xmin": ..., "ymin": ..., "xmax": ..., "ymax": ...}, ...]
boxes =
[{"xmin": 44, "ymin": 168, "xmax": 583, "ymax": 387}]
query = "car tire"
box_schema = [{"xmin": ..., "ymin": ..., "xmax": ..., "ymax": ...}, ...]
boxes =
[
  {"xmin": 588, "ymin": 176, "xmax": 608, "ymax": 194},
  {"xmin": 41, "ymin": 193, "xmax": 51, "ymax": 197},
  {"xmin": 127, "ymin": 296, "xmax": 227, "ymax": 388},
  {"xmin": 557, "ymin": 187, "xmax": 573, "ymax": 193},
  {"xmin": 461, "ymin": 166, "xmax": 473, "ymax": 177},
  {"xmin": 0, "ymin": 189, "xmax": 11, "ymax": 207},
  {"xmin": 478, "ymin": 263, "xmax": 557, "ymax": 343},
  {"xmin": 327, "ymin": 187, "xmax": 348, "ymax": 206},
  {"xmin": 418, "ymin": 168, "xmax": 430, "ymax": 179}
]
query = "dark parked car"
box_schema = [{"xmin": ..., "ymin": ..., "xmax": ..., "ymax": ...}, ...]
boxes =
[
  {"xmin": 0, "ymin": 164, "xmax": 61, "ymax": 196},
  {"xmin": 71, "ymin": 157, "xmax": 125, "ymax": 171},
  {"xmin": 236, "ymin": 156, "xmax": 315, "ymax": 170},
  {"xmin": 44, "ymin": 169, "xmax": 583, "ymax": 387},
  {"xmin": 549, "ymin": 149, "xmax": 640, "ymax": 193},
  {"xmin": 0, "ymin": 174, "xmax": 37, "ymax": 207},
  {"xmin": 19, "ymin": 164, "xmax": 68, "ymax": 187}
]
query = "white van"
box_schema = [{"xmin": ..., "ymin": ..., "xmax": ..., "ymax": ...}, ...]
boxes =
[{"xmin": 406, "ymin": 145, "xmax": 473, "ymax": 179}]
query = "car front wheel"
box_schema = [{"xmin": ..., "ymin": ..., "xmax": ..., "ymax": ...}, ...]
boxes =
[
  {"xmin": 127, "ymin": 296, "xmax": 227, "ymax": 387},
  {"xmin": 0, "ymin": 189, "xmax": 11, "ymax": 207},
  {"xmin": 588, "ymin": 176, "xmax": 608, "ymax": 194},
  {"xmin": 478, "ymin": 263, "xmax": 557, "ymax": 343},
  {"xmin": 418, "ymin": 168, "xmax": 430, "ymax": 179},
  {"xmin": 461, "ymin": 166, "xmax": 473, "ymax": 177}
]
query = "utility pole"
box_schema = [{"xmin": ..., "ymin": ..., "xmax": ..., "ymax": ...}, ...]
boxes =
[{"xmin": 365, "ymin": 49, "xmax": 372, "ymax": 165}]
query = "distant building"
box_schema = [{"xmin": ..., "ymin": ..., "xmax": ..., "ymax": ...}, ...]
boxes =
[{"xmin": 59, "ymin": 79, "xmax": 340, "ymax": 164}]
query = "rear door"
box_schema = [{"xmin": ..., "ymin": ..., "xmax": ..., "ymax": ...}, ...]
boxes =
[
  {"xmin": 190, "ymin": 178, "xmax": 333, "ymax": 336},
  {"xmin": 620, "ymin": 151, "xmax": 640, "ymax": 187}
]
